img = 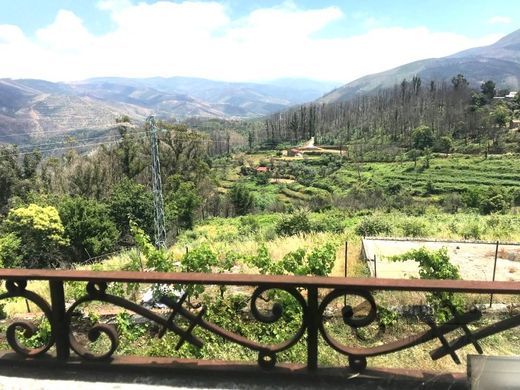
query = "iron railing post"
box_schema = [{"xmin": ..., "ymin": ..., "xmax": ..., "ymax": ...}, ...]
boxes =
[
  {"xmin": 307, "ymin": 286, "xmax": 319, "ymax": 370},
  {"xmin": 49, "ymin": 280, "xmax": 70, "ymax": 360}
]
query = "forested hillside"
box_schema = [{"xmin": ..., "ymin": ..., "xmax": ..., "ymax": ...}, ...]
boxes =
[{"xmin": 261, "ymin": 75, "xmax": 520, "ymax": 157}]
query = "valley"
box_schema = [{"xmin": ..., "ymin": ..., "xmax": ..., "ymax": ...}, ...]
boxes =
[{"xmin": 0, "ymin": 22, "xmax": 519, "ymax": 376}]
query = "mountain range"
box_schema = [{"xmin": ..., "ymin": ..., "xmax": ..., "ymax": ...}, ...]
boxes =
[
  {"xmin": 0, "ymin": 77, "xmax": 337, "ymax": 143},
  {"xmin": 320, "ymin": 28, "xmax": 520, "ymax": 103},
  {"xmin": 1, "ymin": 27, "xmax": 519, "ymax": 144}
]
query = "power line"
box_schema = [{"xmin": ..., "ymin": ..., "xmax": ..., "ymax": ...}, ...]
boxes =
[
  {"xmin": 1, "ymin": 139, "xmax": 122, "ymax": 157},
  {"xmin": 0, "ymin": 126, "xmax": 119, "ymax": 140},
  {"xmin": 2, "ymin": 137, "xmax": 232, "ymax": 158},
  {"xmin": 15, "ymin": 134, "xmax": 122, "ymax": 151},
  {"xmin": 0, "ymin": 117, "xmax": 248, "ymax": 141},
  {"xmin": 0, "ymin": 125, "xmax": 245, "ymax": 159},
  {"xmin": 0, "ymin": 117, "xmax": 150, "ymax": 140},
  {"xmin": 4, "ymin": 126, "xmax": 230, "ymax": 149},
  {"xmin": 13, "ymin": 130, "xmax": 152, "ymax": 151}
]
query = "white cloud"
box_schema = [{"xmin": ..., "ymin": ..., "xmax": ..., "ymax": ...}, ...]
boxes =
[
  {"xmin": 36, "ymin": 10, "xmax": 94, "ymax": 52},
  {"xmin": 97, "ymin": 0, "xmax": 132, "ymax": 12},
  {"xmin": 0, "ymin": 2, "xmax": 505, "ymax": 83},
  {"xmin": 0, "ymin": 25, "xmax": 26, "ymax": 44},
  {"xmin": 488, "ymin": 16, "xmax": 511, "ymax": 24}
]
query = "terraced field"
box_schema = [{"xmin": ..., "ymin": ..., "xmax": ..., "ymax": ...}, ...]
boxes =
[
  {"xmin": 216, "ymin": 153, "xmax": 520, "ymax": 211},
  {"xmin": 331, "ymin": 154, "xmax": 520, "ymax": 194}
]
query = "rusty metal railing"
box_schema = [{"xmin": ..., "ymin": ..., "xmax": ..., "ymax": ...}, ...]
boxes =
[{"xmin": 0, "ymin": 269, "xmax": 518, "ymax": 372}]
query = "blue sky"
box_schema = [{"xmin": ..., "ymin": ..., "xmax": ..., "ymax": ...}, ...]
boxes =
[{"xmin": 0, "ymin": 0, "xmax": 518, "ymax": 82}]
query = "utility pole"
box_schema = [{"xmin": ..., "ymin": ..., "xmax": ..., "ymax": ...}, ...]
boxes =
[{"xmin": 147, "ymin": 116, "xmax": 166, "ymax": 248}]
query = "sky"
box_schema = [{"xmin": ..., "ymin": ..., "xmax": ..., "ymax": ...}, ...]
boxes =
[{"xmin": 0, "ymin": 0, "xmax": 519, "ymax": 83}]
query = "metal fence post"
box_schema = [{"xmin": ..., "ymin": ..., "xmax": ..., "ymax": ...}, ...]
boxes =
[
  {"xmin": 489, "ymin": 241, "xmax": 499, "ymax": 307},
  {"xmin": 344, "ymin": 241, "xmax": 348, "ymax": 306},
  {"xmin": 49, "ymin": 280, "xmax": 70, "ymax": 360},
  {"xmin": 307, "ymin": 287, "xmax": 319, "ymax": 370},
  {"xmin": 344, "ymin": 241, "xmax": 348, "ymax": 278}
]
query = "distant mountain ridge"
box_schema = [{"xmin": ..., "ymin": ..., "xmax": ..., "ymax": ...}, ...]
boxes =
[
  {"xmin": 0, "ymin": 77, "xmax": 337, "ymax": 143},
  {"xmin": 6, "ymin": 28, "xmax": 520, "ymax": 144},
  {"xmin": 320, "ymin": 28, "xmax": 520, "ymax": 104}
]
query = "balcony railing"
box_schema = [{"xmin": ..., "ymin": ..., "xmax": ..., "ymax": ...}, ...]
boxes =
[{"xmin": 0, "ymin": 269, "xmax": 518, "ymax": 373}]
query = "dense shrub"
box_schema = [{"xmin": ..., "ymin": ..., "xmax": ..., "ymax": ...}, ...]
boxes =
[
  {"xmin": 306, "ymin": 243, "xmax": 336, "ymax": 276},
  {"xmin": 342, "ymin": 182, "xmax": 386, "ymax": 210},
  {"xmin": 252, "ymin": 243, "xmax": 336, "ymax": 277},
  {"xmin": 412, "ymin": 125, "xmax": 434, "ymax": 150},
  {"xmin": 275, "ymin": 212, "xmax": 312, "ymax": 237},
  {"xmin": 455, "ymin": 143, "xmax": 482, "ymax": 155},
  {"xmin": 182, "ymin": 245, "xmax": 218, "ymax": 273},
  {"xmin": 308, "ymin": 192, "xmax": 332, "ymax": 211},
  {"xmin": 262, "ymin": 226, "xmax": 278, "ymax": 241},
  {"xmin": 249, "ymin": 244, "xmax": 274, "ymax": 274},
  {"xmin": 165, "ymin": 177, "xmax": 202, "ymax": 230},
  {"xmin": 131, "ymin": 222, "xmax": 172, "ymax": 272},
  {"xmin": 387, "ymin": 192, "xmax": 415, "ymax": 211},
  {"xmin": 310, "ymin": 212, "xmax": 346, "ymax": 234},
  {"xmin": 58, "ymin": 196, "xmax": 120, "ymax": 262},
  {"xmin": 433, "ymin": 136, "xmax": 453, "ymax": 154},
  {"xmin": 463, "ymin": 186, "xmax": 512, "ymax": 214},
  {"xmin": 400, "ymin": 218, "xmax": 429, "ymax": 237},
  {"xmin": 228, "ymin": 183, "xmax": 255, "ymax": 216},
  {"xmin": 462, "ymin": 187, "xmax": 482, "ymax": 209},
  {"xmin": 1, "ymin": 204, "xmax": 68, "ymax": 268},
  {"xmin": 513, "ymin": 188, "xmax": 520, "ymax": 206},
  {"xmin": 478, "ymin": 187, "xmax": 512, "ymax": 214},
  {"xmin": 254, "ymin": 172, "xmax": 270, "ymax": 185},
  {"xmin": 355, "ymin": 217, "xmax": 392, "ymax": 237},
  {"xmin": 385, "ymin": 182, "xmax": 402, "ymax": 195},
  {"xmin": 280, "ymin": 248, "xmax": 307, "ymax": 275},
  {"xmin": 0, "ymin": 233, "xmax": 21, "ymax": 267},
  {"xmin": 442, "ymin": 193, "xmax": 464, "ymax": 213},
  {"xmin": 108, "ymin": 178, "xmax": 154, "ymax": 237},
  {"xmin": 460, "ymin": 219, "xmax": 484, "ymax": 240},
  {"xmin": 238, "ymin": 215, "xmax": 260, "ymax": 236}
]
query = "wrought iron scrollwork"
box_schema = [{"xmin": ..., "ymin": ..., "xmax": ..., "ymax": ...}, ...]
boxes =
[
  {"xmin": 247, "ymin": 286, "xmax": 308, "ymax": 368},
  {"xmin": 0, "ymin": 280, "xmax": 55, "ymax": 357},
  {"xmin": 64, "ymin": 282, "xmax": 308, "ymax": 368},
  {"xmin": 318, "ymin": 287, "xmax": 520, "ymax": 372},
  {"xmin": 318, "ymin": 288, "xmax": 378, "ymax": 371},
  {"xmin": 66, "ymin": 281, "xmax": 119, "ymax": 360},
  {"xmin": 0, "ymin": 272, "xmax": 516, "ymax": 373}
]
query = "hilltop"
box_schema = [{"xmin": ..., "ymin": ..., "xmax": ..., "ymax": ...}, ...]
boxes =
[
  {"xmin": 320, "ymin": 28, "xmax": 520, "ymax": 103},
  {"xmin": 0, "ymin": 77, "xmax": 336, "ymax": 143}
]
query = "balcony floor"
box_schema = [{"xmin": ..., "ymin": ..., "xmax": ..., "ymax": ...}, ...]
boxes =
[{"xmin": 0, "ymin": 353, "xmax": 467, "ymax": 390}]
